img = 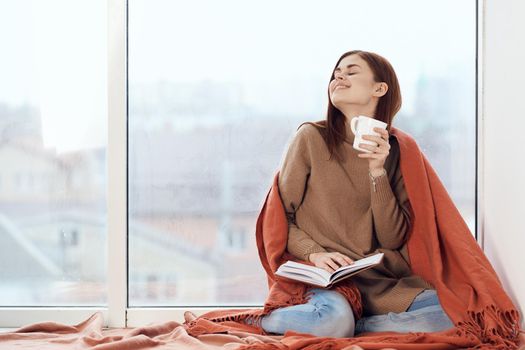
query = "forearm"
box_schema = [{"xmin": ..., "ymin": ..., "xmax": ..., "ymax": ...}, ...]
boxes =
[
  {"xmin": 286, "ymin": 224, "xmax": 327, "ymax": 261},
  {"xmin": 369, "ymin": 169, "xmax": 410, "ymax": 249}
]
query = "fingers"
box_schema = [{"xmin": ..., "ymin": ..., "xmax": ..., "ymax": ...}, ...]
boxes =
[
  {"xmin": 358, "ymin": 143, "xmax": 388, "ymax": 154},
  {"xmin": 333, "ymin": 255, "xmax": 349, "ymax": 267},
  {"xmin": 360, "ymin": 129, "xmax": 390, "ymax": 156},
  {"xmin": 320, "ymin": 261, "xmax": 337, "ymax": 273},
  {"xmin": 333, "ymin": 253, "xmax": 354, "ymax": 266},
  {"xmin": 321, "ymin": 254, "xmax": 355, "ymax": 273},
  {"xmin": 362, "ymin": 127, "xmax": 389, "ymax": 143},
  {"xmin": 311, "ymin": 252, "xmax": 356, "ymax": 273},
  {"xmin": 362, "ymin": 135, "xmax": 384, "ymax": 144},
  {"xmin": 374, "ymin": 127, "xmax": 389, "ymax": 140},
  {"xmin": 339, "ymin": 254, "xmax": 355, "ymax": 265},
  {"xmin": 357, "ymin": 152, "xmax": 383, "ymax": 159},
  {"xmin": 362, "ymin": 135, "xmax": 390, "ymax": 148}
]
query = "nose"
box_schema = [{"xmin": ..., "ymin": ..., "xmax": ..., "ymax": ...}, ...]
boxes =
[{"xmin": 335, "ymin": 73, "xmax": 346, "ymax": 81}]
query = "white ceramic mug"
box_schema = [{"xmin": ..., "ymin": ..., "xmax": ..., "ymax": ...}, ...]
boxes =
[{"xmin": 350, "ymin": 116, "xmax": 388, "ymax": 153}]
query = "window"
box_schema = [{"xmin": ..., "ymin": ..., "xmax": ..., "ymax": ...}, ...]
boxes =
[
  {"xmin": 128, "ymin": 0, "xmax": 476, "ymax": 307},
  {"xmin": 0, "ymin": 0, "xmax": 107, "ymax": 306},
  {"xmin": 0, "ymin": 0, "xmax": 476, "ymax": 326}
]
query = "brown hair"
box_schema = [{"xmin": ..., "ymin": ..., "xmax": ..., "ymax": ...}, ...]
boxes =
[{"xmin": 301, "ymin": 50, "xmax": 402, "ymax": 162}]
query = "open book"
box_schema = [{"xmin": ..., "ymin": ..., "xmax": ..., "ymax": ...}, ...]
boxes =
[{"xmin": 275, "ymin": 252, "xmax": 384, "ymax": 288}]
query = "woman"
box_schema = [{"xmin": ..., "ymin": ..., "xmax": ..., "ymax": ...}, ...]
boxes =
[{"xmin": 246, "ymin": 50, "xmax": 455, "ymax": 337}]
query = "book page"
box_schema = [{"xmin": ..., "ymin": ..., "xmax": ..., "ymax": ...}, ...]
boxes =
[
  {"xmin": 281, "ymin": 261, "xmax": 332, "ymax": 281},
  {"xmin": 276, "ymin": 270, "xmax": 328, "ymax": 288},
  {"xmin": 330, "ymin": 253, "xmax": 384, "ymax": 280}
]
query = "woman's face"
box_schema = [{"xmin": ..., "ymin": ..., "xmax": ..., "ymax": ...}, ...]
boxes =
[{"xmin": 329, "ymin": 54, "xmax": 386, "ymax": 114}]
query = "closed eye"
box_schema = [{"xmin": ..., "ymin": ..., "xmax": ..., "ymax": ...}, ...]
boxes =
[{"xmin": 334, "ymin": 73, "xmax": 357, "ymax": 79}]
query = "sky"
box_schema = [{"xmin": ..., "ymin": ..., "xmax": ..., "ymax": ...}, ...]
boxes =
[{"xmin": 0, "ymin": 0, "xmax": 475, "ymax": 153}]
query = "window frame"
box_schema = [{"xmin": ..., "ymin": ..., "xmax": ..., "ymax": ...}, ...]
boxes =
[{"xmin": 0, "ymin": 0, "xmax": 482, "ymax": 328}]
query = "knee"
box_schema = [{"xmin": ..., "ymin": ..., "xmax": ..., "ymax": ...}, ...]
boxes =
[{"xmin": 315, "ymin": 294, "xmax": 356, "ymax": 338}]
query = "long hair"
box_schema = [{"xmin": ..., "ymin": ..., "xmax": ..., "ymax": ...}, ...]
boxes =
[{"xmin": 301, "ymin": 50, "xmax": 402, "ymax": 162}]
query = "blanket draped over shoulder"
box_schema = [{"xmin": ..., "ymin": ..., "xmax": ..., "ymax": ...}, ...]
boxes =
[{"xmin": 183, "ymin": 126, "xmax": 523, "ymax": 350}]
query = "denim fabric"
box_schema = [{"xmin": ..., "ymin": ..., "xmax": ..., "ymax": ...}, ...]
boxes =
[
  {"xmin": 354, "ymin": 289, "xmax": 455, "ymax": 334},
  {"xmin": 257, "ymin": 288, "xmax": 356, "ymax": 337},
  {"xmin": 247, "ymin": 288, "xmax": 454, "ymax": 337}
]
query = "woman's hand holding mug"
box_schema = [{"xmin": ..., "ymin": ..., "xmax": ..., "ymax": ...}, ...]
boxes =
[
  {"xmin": 357, "ymin": 127, "xmax": 391, "ymax": 173},
  {"xmin": 350, "ymin": 116, "xmax": 390, "ymax": 173},
  {"xmin": 308, "ymin": 252, "xmax": 355, "ymax": 273}
]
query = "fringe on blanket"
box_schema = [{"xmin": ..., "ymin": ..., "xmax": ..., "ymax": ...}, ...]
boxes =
[{"xmin": 453, "ymin": 304, "xmax": 522, "ymax": 349}]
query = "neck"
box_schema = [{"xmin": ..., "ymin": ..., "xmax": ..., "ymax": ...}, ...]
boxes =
[
  {"xmin": 343, "ymin": 111, "xmax": 375, "ymax": 124},
  {"xmin": 336, "ymin": 103, "xmax": 378, "ymax": 124},
  {"xmin": 344, "ymin": 119, "xmax": 356, "ymax": 144}
]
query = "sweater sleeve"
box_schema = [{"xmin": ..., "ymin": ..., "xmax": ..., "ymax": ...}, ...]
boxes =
[
  {"xmin": 278, "ymin": 125, "xmax": 327, "ymax": 261},
  {"xmin": 369, "ymin": 138, "xmax": 412, "ymax": 250}
]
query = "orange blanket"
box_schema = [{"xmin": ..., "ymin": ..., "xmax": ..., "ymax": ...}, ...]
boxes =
[
  {"xmin": 0, "ymin": 312, "xmax": 288, "ymax": 349},
  {"xmin": 0, "ymin": 311, "xmax": 523, "ymax": 350},
  {"xmin": 183, "ymin": 126, "xmax": 524, "ymax": 349}
]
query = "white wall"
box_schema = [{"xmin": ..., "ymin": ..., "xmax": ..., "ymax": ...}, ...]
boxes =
[{"xmin": 482, "ymin": 0, "xmax": 525, "ymax": 329}]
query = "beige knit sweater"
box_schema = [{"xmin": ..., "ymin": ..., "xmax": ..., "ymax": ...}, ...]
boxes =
[{"xmin": 279, "ymin": 121, "xmax": 434, "ymax": 316}]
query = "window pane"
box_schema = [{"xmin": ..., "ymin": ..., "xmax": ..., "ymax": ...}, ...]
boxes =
[
  {"xmin": 0, "ymin": 0, "xmax": 107, "ymax": 306},
  {"xmin": 128, "ymin": 0, "xmax": 475, "ymax": 306}
]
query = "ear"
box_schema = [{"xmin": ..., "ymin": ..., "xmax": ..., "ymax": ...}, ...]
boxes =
[{"xmin": 374, "ymin": 82, "xmax": 388, "ymax": 97}]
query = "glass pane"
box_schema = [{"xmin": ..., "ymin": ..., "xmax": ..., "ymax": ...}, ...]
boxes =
[
  {"xmin": 128, "ymin": 0, "xmax": 475, "ymax": 306},
  {"xmin": 0, "ymin": 0, "xmax": 107, "ymax": 306}
]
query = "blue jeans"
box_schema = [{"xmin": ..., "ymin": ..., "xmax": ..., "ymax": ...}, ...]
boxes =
[
  {"xmin": 250, "ymin": 288, "xmax": 454, "ymax": 337},
  {"xmin": 355, "ymin": 289, "xmax": 455, "ymax": 334}
]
